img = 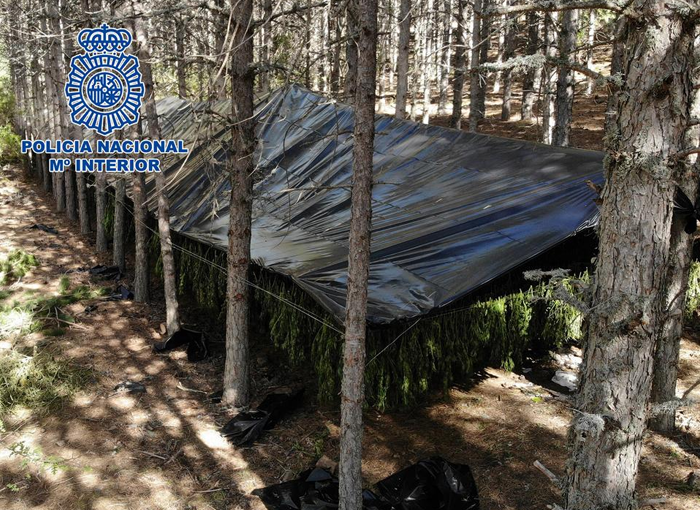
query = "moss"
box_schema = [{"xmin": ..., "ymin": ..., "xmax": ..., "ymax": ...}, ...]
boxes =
[{"xmin": 686, "ymin": 261, "xmax": 700, "ymax": 321}]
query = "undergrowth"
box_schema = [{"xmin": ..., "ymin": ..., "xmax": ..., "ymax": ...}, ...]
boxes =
[
  {"xmin": 171, "ymin": 235, "xmax": 588, "ymax": 410},
  {"xmin": 0, "ymin": 250, "xmax": 38, "ymax": 285},
  {"xmin": 0, "ymin": 348, "xmax": 92, "ymax": 416}
]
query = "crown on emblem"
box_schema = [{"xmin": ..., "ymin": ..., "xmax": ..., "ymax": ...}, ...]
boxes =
[{"xmin": 78, "ymin": 24, "xmax": 132, "ymax": 54}]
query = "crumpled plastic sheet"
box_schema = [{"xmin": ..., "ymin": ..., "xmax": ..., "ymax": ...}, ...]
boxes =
[
  {"xmin": 220, "ymin": 388, "xmax": 305, "ymax": 446},
  {"xmin": 252, "ymin": 457, "xmax": 479, "ymax": 510},
  {"xmin": 153, "ymin": 328, "xmax": 208, "ymax": 361},
  {"xmin": 88, "ymin": 265, "xmax": 123, "ymax": 281},
  {"xmin": 127, "ymin": 86, "xmax": 605, "ymax": 324}
]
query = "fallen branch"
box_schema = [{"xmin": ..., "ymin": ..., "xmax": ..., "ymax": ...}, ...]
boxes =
[
  {"xmin": 638, "ymin": 497, "xmax": 668, "ymax": 507},
  {"xmin": 534, "ymin": 460, "xmax": 560, "ymax": 486}
]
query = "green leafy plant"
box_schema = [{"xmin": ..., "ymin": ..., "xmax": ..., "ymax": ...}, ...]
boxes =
[{"xmin": 0, "ymin": 250, "xmax": 38, "ymax": 285}]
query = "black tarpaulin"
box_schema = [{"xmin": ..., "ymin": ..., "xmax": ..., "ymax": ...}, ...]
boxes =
[{"xmin": 136, "ymin": 86, "xmax": 604, "ymax": 323}]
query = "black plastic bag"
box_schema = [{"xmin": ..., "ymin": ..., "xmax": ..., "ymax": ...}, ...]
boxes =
[
  {"xmin": 253, "ymin": 457, "xmax": 478, "ymax": 510},
  {"xmin": 153, "ymin": 328, "xmax": 208, "ymax": 362},
  {"xmin": 221, "ymin": 388, "xmax": 305, "ymax": 446},
  {"xmin": 674, "ymin": 186, "xmax": 700, "ymax": 234},
  {"xmin": 88, "ymin": 265, "xmax": 123, "ymax": 280},
  {"xmin": 108, "ymin": 285, "xmax": 134, "ymax": 301},
  {"xmin": 376, "ymin": 457, "xmax": 479, "ymax": 510},
  {"xmin": 28, "ymin": 224, "xmax": 58, "ymax": 235},
  {"xmin": 252, "ymin": 468, "xmax": 344, "ymax": 510}
]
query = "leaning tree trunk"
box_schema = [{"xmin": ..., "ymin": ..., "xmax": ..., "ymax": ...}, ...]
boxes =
[
  {"xmin": 338, "ymin": 0, "xmax": 378, "ymax": 507},
  {"xmin": 520, "ymin": 12, "xmax": 539, "ymax": 121},
  {"xmin": 95, "ymin": 144, "xmax": 108, "ymax": 252},
  {"xmin": 564, "ymin": 4, "xmax": 695, "ymax": 510},
  {"xmin": 450, "ymin": 0, "xmax": 469, "ymax": 128},
  {"xmin": 222, "ymin": 0, "xmax": 255, "ymax": 408},
  {"xmin": 552, "ymin": 9, "xmax": 579, "ymax": 147},
  {"xmin": 134, "ymin": 10, "xmax": 181, "ymax": 335},
  {"xmin": 468, "ymin": 0, "xmax": 483, "ymax": 132}
]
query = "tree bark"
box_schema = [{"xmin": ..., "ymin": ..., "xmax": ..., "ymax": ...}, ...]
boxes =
[
  {"xmin": 437, "ymin": 0, "xmax": 452, "ymax": 116},
  {"xmin": 468, "ymin": 0, "xmax": 483, "ymax": 132},
  {"xmin": 421, "ymin": 0, "xmax": 434, "ymax": 124},
  {"xmin": 175, "ymin": 16, "xmax": 187, "ymax": 99},
  {"xmin": 113, "ymin": 177, "xmax": 126, "ymax": 273},
  {"xmin": 564, "ymin": 4, "xmax": 695, "ymax": 509},
  {"xmin": 338, "ymin": 0, "xmax": 378, "ymax": 507},
  {"xmin": 134, "ymin": 8, "xmax": 181, "ymax": 335},
  {"xmin": 132, "ymin": 123, "xmax": 149, "ymax": 303},
  {"xmin": 330, "ymin": 0, "xmax": 341, "ymax": 95},
  {"xmin": 585, "ymin": 10, "xmax": 596, "ymax": 96},
  {"xmin": 552, "ymin": 9, "xmax": 579, "ymax": 147},
  {"xmin": 222, "ymin": 0, "xmax": 255, "ymax": 408},
  {"xmin": 344, "ymin": 2, "xmax": 359, "ymax": 102},
  {"xmin": 450, "ymin": 1, "xmax": 469, "ymax": 129},
  {"xmin": 395, "ymin": 0, "xmax": 411, "ymax": 119},
  {"xmin": 521, "ymin": 12, "xmax": 539, "ymax": 122},
  {"xmin": 650, "ymin": 38, "xmax": 700, "ymax": 434},
  {"xmin": 541, "ymin": 12, "xmax": 558, "ymax": 144},
  {"xmin": 500, "ymin": 13, "xmax": 515, "ymax": 121},
  {"xmin": 45, "ymin": 0, "xmax": 66, "ymax": 212}
]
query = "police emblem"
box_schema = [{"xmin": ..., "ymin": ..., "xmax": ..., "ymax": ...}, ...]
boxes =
[{"xmin": 65, "ymin": 24, "xmax": 144, "ymax": 136}]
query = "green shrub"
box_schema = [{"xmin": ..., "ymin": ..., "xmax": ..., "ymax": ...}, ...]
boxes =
[
  {"xmin": 0, "ymin": 124, "xmax": 21, "ymax": 164},
  {"xmin": 686, "ymin": 261, "xmax": 700, "ymax": 320}
]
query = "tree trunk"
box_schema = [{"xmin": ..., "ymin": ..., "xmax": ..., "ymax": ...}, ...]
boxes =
[
  {"xmin": 344, "ymin": 2, "xmax": 359, "ymax": 102},
  {"xmin": 552, "ymin": 9, "xmax": 579, "ymax": 147},
  {"xmin": 500, "ymin": 14, "xmax": 515, "ymax": 121},
  {"xmin": 541, "ymin": 12, "xmax": 558, "ymax": 145},
  {"xmin": 222, "ymin": 0, "xmax": 255, "ymax": 408},
  {"xmin": 113, "ymin": 177, "xmax": 126, "ymax": 273},
  {"xmin": 134, "ymin": 8, "xmax": 181, "ymax": 335},
  {"xmin": 329, "ymin": 0, "xmax": 341, "ymax": 95},
  {"xmin": 95, "ymin": 159, "xmax": 108, "ymax": 252},
  {"xmin": 260, "ymin": 0, "xmax": 273, "ymax": 94},
  {"xmin": 213, "ymin": 0, "xmax": 227, "ymax": 99},
  {"xmin": 175, "ymin": 16, "xmax": 187, "ymax": 99},
  {"xmin": 468, "ymin": 0, "xmax": 482, "ymax": 132},
  {"xmin": 132, "ymin": 123, "xmax": 149, "ymax": 303},
  {"xmin": 564, "ymin": 5, "xmax": 695, "ymax": 509},
  {"xmin": 450, "ymin": 1, "xmax": 469, "ymax": 129},
  {"xmin": 650, "ymin": 39, "xmax": 700, "ymax": 433},
  {"xmin": 437, "ymin": 0, "xmax": 452, "ymax": 116},
  {"xmin": 492, "ymin": 4, "xmax": 506, "ymax": 94},
  {"xmin": 421, "ymin": 0, "xmax": 434, "ymax": 124},
  {"xmin": 521, "ymin": 12, "xmax": 539, "ymax": 122},
  {"xmin": 339, "ymin": 0, "xmax": 378, "ymax": 506},
  {"xmin": 46, "ymin": 0, "xmax": 66, "ymax": 212},
  {"xmin": 585, "ymin": 10, "xmax": 596, "ymax": 96},
  {"xmin": 394, "ymin": 0, "xmax": 411, "ymax": 119}
]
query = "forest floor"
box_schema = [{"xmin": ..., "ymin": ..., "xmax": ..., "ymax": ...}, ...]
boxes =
[
  {"xmin": 1, "ymin": 163, "xmax": 700, "ymax": 509},
  {"xmin": 0, "ymin": 76, "xmax": 699, "ymax": 509}
]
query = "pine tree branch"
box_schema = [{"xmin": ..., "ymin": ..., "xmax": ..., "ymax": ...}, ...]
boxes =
[
  {"xmin": 476, "ymin": 54, "xmax": 617, "ymax": 86},
  {"xmin": 478, "ymin": 0, "xmax": 626, "ymax": 17}
]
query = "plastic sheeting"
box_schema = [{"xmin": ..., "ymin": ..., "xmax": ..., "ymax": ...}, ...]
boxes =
[
  {"xmin": 252, "ymin": 457, "xmax": 480, "ymax": 510},
  {"xmin": 143, "ymin": 85, "xmax": 604, "ymax": 323}
]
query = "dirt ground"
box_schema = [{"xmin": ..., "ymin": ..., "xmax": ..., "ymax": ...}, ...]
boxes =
[{"xmin": 1, "ymin": 164, "xmax": 700, "ymax": 509}]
